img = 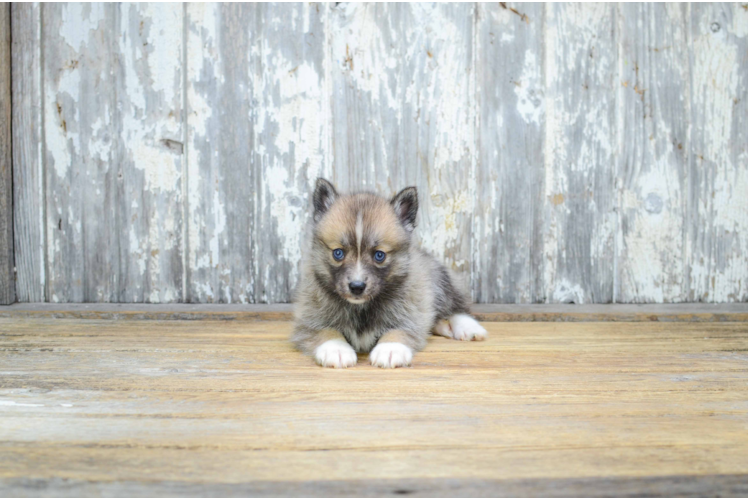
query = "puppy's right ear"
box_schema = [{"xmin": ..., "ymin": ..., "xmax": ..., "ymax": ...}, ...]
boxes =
[
  {"xmin": 313, "ymin": 178, "xmax": 338, "ymax": 222},
  {"xmin": 391, "ymin": 186, "xmax": 418, "ymax": 232}
]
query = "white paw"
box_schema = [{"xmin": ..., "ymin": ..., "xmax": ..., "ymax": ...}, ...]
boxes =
[
  {"xmin": 314, "ymin": 340, "xmax": 358, "ymax": 368},
  {"xmin": 435, "ymin": 314, "xmax": 487, "ymax": 341},
  {"xmin": 369, "ymin": 342, "xmax": 413, "ymax": 369}
]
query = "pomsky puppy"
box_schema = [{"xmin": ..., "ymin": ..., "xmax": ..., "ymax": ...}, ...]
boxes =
[{"xmin": 292, "ymin": 178, "xmax": 487, "ymax": 368}]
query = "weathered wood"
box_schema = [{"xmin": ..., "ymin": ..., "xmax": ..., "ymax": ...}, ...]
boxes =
[
  {"xmin": 8, "ymin": 3, "xmax": 748, "ymax": 305},
  {"xmin": 42, "ymin": 3, "xmax": 115, "ymax": 302},
  {"xmin": 474, "ymin": 3, "xmax": 544, "ymax": 303},
  {"xmin": 1, "ymin": 318, "xmax": 747, "ymax": 496},
  {"xmin": 114, "ymin": 3, "xmax": 185, "ymax": 303},
  {"xmin": 688, "ymin": 3, "xmax": 748, "ymax": 303},
  {"xmin": 41, "ymin": 3, "xmax": 184, "ymax": 303},
  {"xmin": 185, "ymin": 3, "xmax": 255, "ymax": 304},
  {"xmin": 10, "ymin": 3, "xmax": 44, "ymax": 303},
  {"xmin": 543, "ymin": 4, "xmax": 618, "ymax": 304},
  {"xmin": 185, "ymin": 3, "xmax": 259, "ymax": 302},
  {"xmin": 186, "ymin": 3, "xmax": 327, "ymax": 304},
  {"xmin": 1, "ymin": 302, "xmax": 748, "ymax": 322},
  {"xmin": 3, "ymin": 475, "xmax": 748, "ymax": 498},
  {"xmin": 20, "ymin": 474, "xmax": 748, "ymax": 498},
  {"xmin": 330, "ymin": 3, "xmax": 476, "ymax": 278},
  {"xmin": 0, "ymin": 2, "xmax": 13, "ymax": 304},
  {"xmin": 251, "ymin": 3, "xmax": 331, "ymax": 304},
  {"xmin": 618, "ymin": 4, "xmax": 690, "ymax": 303}
]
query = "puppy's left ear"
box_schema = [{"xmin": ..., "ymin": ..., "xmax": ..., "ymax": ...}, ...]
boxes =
[
  {"xmin": 313, "ymin": 178, "xmax": 338, "ymax": 222},
  {"xmin": 391, "ymin": 186, "xmax": 418, "ymax": 232}
]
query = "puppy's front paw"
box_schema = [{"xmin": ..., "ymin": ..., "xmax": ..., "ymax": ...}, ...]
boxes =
[
  {"xmin": 370, "ymin": 342, "xmax": 413, "ymax": 369},
  {"xmin": 435, "ymin": 314, "xmax": 487, "ymax": 341},
  {"xmin": 314, "ymin": 340, "xmax": 358, "ymax": 368}
]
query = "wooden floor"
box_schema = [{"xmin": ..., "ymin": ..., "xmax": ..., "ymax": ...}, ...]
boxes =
[{"xmin": 1, "ymin": 317, "xmax": 748, "ymax": 497}]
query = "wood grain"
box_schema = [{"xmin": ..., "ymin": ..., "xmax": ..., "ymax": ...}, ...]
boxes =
[
  {"xmin": 0, "ymin": 2, "xmax": 13, "ymax": 304},
  {"xmin": 330, "ymin": 3, "xmax": 476, "ymax": 276},
  {"xmin": 1, "ymin": 318, "xmax": 747, "ymax": 496},
  {"xmin": 42, "ymin": 3, "xmax": 184, "ymax": 303},
  {"xmin": 251, "ymin": 3, "xmax": 330, "ymax": 304},
  {"xmin": 185, "ymin": 3, "xmax": 328, "ymax": 304},
  {"xmin": 8, "ymin": 3, "xmax": 748, "ymax": 305},
  {"xmin": 185, "ymin": 3, "xmax": 256, "ymax": 304},
  {"xmin": 543, "ymin": 3, "xmax": 618, "ymax": 304},
  {"xmin": 474, "ymin": 3, "xmax": 544, "ymax": 303},
  {"xmin": 3, "ymin": 475, "xmax": 748, "ymax": 497},
  {"xmin": 42, "ymin": 4, "xmax": 115, "ymax": 302},
  {"xmin": 1, "ymin": 303, "xmax": 748, "ymax": 322},
  {"xmin": 10, "ymin": 2, "xmax": 44, "ymax": 302},
  {"xmin": 688, "ymin": 3, "xmax": 748, "ymax": 303},
  {"xmin": 618, "ymin": 4, "xmax": 690, "ymax": 303},
  {"xmin": 114, "ymin": 3, "xmax": 185, "ymax": 303}
]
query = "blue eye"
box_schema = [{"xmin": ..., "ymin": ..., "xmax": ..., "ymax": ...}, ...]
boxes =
[
  {"xmin": 374, "ymin": 250, "xmax": 386, "ymax": 263},
  {"xmin": 332, "ymin": 249, "xmax": 345, "ymax": 261}
]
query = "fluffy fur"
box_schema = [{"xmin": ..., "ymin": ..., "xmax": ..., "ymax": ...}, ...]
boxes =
[{"xmin": 292, "ymin": 178, "xmax": 487, "ymax": 368}]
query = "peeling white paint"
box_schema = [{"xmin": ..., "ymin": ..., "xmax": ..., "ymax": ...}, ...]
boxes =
[
  {"xmin": 210, "ymin": 184, "xmax": 227, "ymax": 271},
  {"xmin": 542, "ymin": 4, "xmax": 618, "ymax": 303},
  {"xmin": 59, "ymin": 3, "xmax": 103, "ymax": 53},
  {"xmin": 420, "ymin": 189, "xmax": 470, "ymax": 264},
  {"xmin": 20, "ymin": 3, "xmax": 748, "ymax": 304},
  {"xmin": 330, "ymin": 4, "xmax": 475, "ymax": 271},
  {"xmin": 194, "ymin": 282, "xmax": 215, "ymax": 301},
  {"xmin": 552, "ymin": 279, "xmax": 586, "ymax": 304},
  {"xmin": 129, "ymin": 228, "xmax": 146, "ymax": 276},
  {"xmin": 690, "ymin": 5, "xmax": 748, "ymax": 302},
  {"xmin": 88, "ymin": 115, "xmax": 111, "ymax": 162},
  {"xmin": 120, "ymin": 4, "xmax": 182, "ymax": 194},
  {"xmin": 186, "ymin": 2, "xmax": 220, "ymax": 301},
  {"xmin": 259, "ymin": 53, "xmax": 326, "ymax": 289},
  {"xmin": 44, "ymin": 72, "xmax": 78, "ymax": 180},
  {"xmin": 129, "ymin": 145, "xmax": 181, "ymax": 193},
  {"xmin": 733, "ymin": 12, "xmax": 748, "ymax": 38},
  {"xmin": 141, "ymin": 3, "xmax": 182, "ymax": 105},
  {"xmin": 0, "ymin": 401, "xmax": 44, "ymax": 407},
  {"xmin": 542, "ymin": 4, "xmax": 561, "ymax": 301},
  {"xmin": 515, "ymin": 51, "xmax": 543, "ymax": 125}
]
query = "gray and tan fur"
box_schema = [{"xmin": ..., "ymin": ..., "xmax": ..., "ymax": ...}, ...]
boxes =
[{"xmin": 292, "ymin": 179, "xmax": 487, "ymax": 369}]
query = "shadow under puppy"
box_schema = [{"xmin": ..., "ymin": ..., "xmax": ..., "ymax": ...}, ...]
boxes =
[{"xmin": 292, "ymin": 178, "xmax": 487, "ymax": 368}]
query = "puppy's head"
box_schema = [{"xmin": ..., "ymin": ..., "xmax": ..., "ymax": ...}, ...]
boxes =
[{"xmin": 310, "ymin": 178, "xmax": 418, "ymax": 305}]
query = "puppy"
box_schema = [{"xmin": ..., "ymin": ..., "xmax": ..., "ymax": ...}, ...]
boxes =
[{"xmin": 292, "ymin": 178, "xmax": 487, "ymax": 368}]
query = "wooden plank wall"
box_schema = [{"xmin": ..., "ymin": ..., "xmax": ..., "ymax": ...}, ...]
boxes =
[
  {"xmin": 10, "ymin": 3, "xmax": 43, "ymax": 302},
  {"xmin": 9, "ymin": 3, "xmax": 748, "ymax": 304},
  {"xmin": 0, "ymin": 3, "xmax": 13, "ymax": 304}
]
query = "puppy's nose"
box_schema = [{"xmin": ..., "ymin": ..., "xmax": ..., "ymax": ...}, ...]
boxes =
[{"xmin": 348, "ymin": 281, "xmax": 366, "ymax": 296}]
